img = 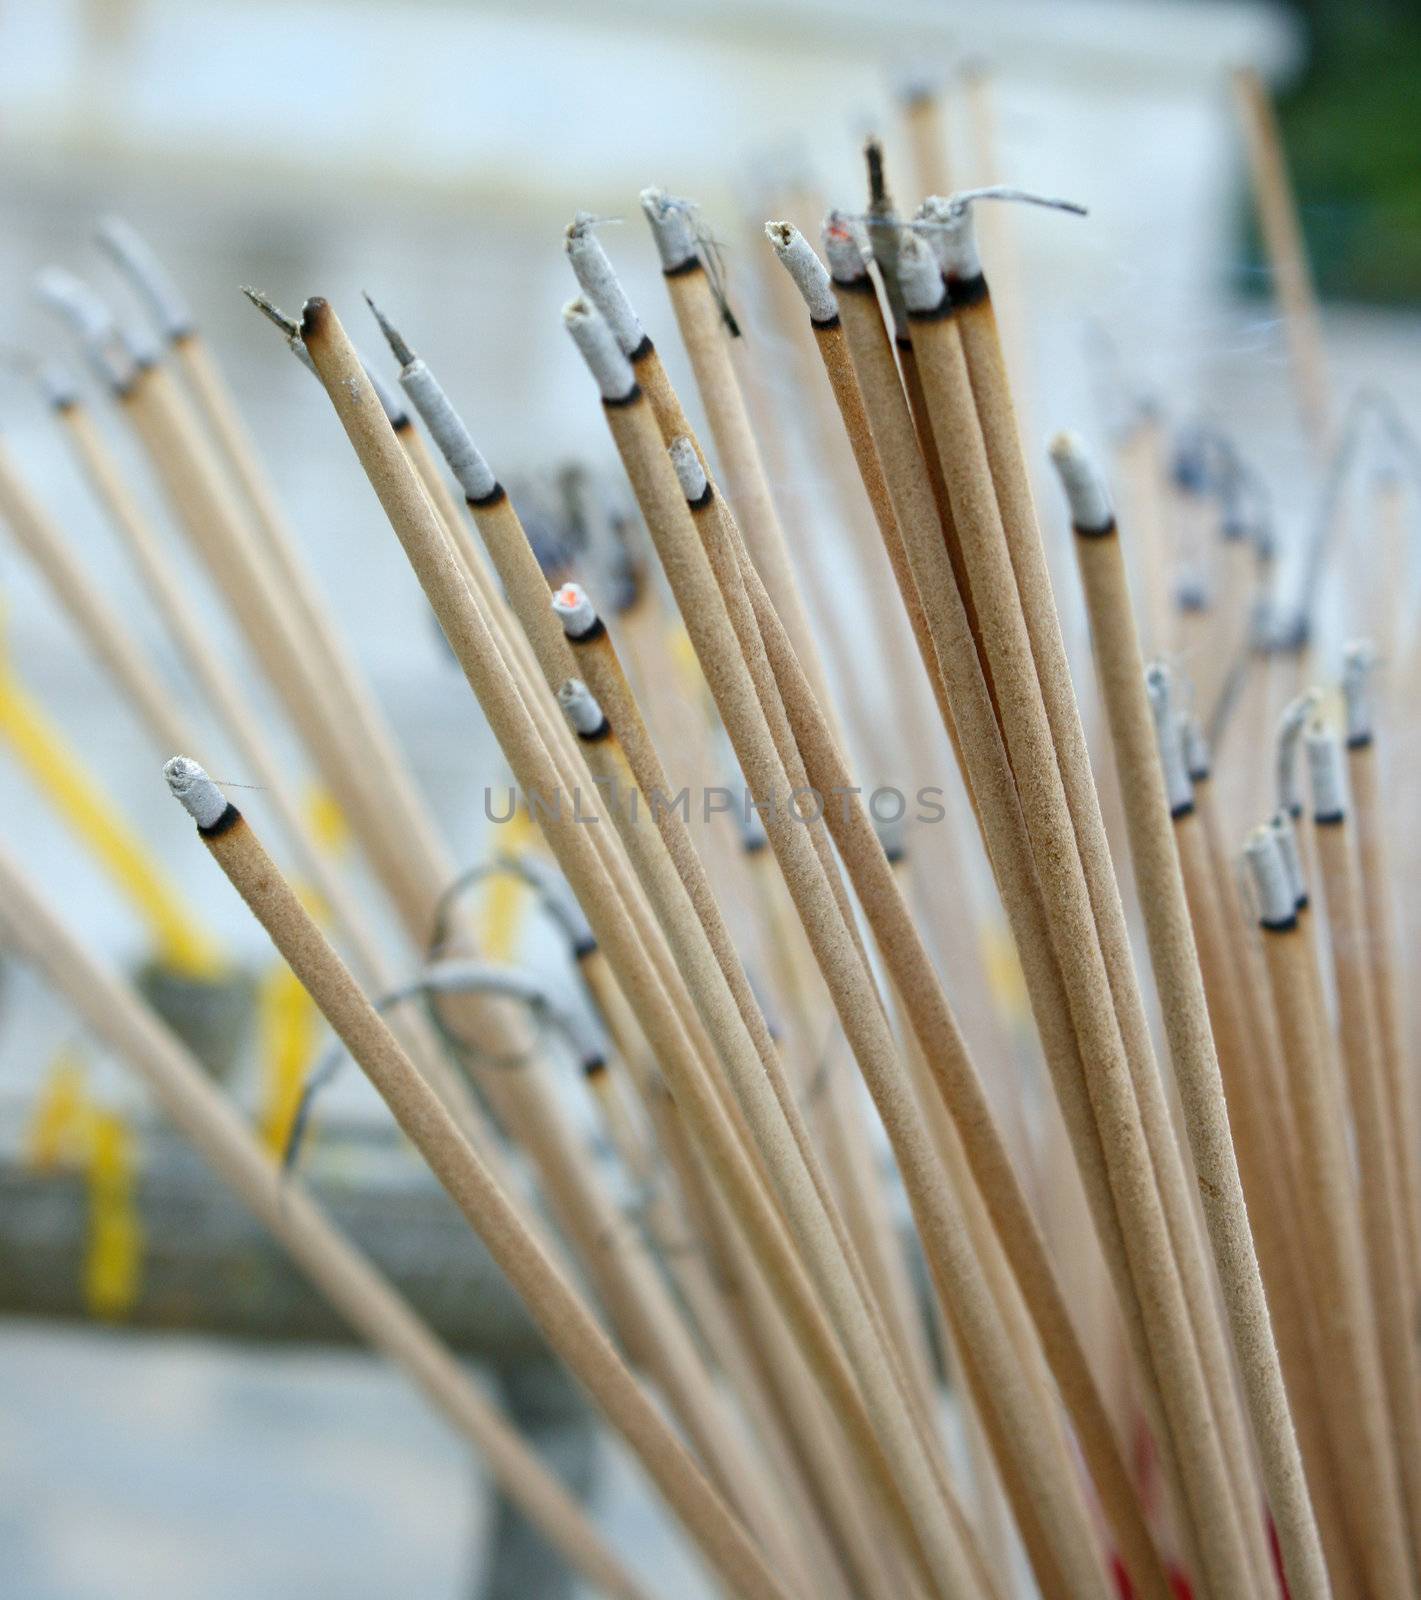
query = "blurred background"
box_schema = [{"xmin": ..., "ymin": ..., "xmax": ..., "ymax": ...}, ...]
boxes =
[{"xmin": 0, "ymin": 0, "xmax": 1417, "ymax": 1596}]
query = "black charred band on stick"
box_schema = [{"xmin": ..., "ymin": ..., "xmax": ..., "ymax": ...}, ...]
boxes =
[{"xmin": 1341, "ymin": 641, "xmax": 1421, "ymax": 1300}]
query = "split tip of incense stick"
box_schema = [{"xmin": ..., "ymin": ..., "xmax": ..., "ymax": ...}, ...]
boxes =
[
  {"xmin": 241, "ymin": 287, "xmax": 318, "ymax": 376},
  {"xmin": 557, "ymin": 676, "xmax": 607, "ymax": 738},
  {"xmin": 915, "ymin": 196, "xmax": 980, "ymax": 282},
  {"xmin": 1244, "ymin": 824, "xmax": 1295, "ymax": 927},
  {"xmin": 565, "ymin": 213, "xmax": 646, "ymax": 359},
  {"xmin": 820, "ymin": 212, "xmax": 870, "ymax": 286},
  {"xmin": 1145, "ymin": 663, "xmax": 1194, "ymax": 815},
  {"xmin": 1341, "ymin": 639, "xmax": 1378, "ymax": 746},
  {"xmin": 1304, "ymin": 722, "xmax": 1347, "ymax": 821},
  {"xmin": 894, "ymin": 228, "xmax": 947, "ymax": 315},
  {"xmin": 365, "ymin": 296, "xmax": 496, "ymax": 500},
  {"xmin": 362, "ymin": 291, "xmax": 416, "ymax": 370},
  {"xmin": 241, "ymin": 286, "xmax": 301, "ymax": 341},
  {"xmin": 1275, "ymin": 689, "xmax": 1320, "ymax": 817},
  {"xmin": 95, "ymin": 215, "xmax": 194, "ymax": 342},
  {"xmin": 1049, "ymin": 431, "xmax": 1114, "ymax": 534},
  {"xmin": 551, "ymin": 580, "xmax": 599, "ymax": 641},
  {"xmin": 639, "ymin": 189, "xmax": 699, "ymax": 274},
  {"xmin": 668, "ymin": 436, "xmax": 708, "ymax": 503},
  {"xmin": 764, "ymin": 222, "xmax": 838, "ymax": 324},
  {"xmin": 164, "ymin": 756, "xmax": 228, "ymax": 830},
  {"xmin": 562, "ymin": 298, "xmax": 636, "ymax": 403},
  {"xmin": 1181, "ymin": 712, "xmax": 1212, "ymax": 783}
]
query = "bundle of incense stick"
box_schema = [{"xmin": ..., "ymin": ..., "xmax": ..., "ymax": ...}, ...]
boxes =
[{"xmin": 4, "ymin": 67, "xmax": 1419, "ymax": 1600}]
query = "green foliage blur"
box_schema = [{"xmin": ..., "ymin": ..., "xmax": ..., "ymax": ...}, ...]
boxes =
[{"xmin": 1260, "ymin": 0, "xmax": 1421, "ymax": 304}]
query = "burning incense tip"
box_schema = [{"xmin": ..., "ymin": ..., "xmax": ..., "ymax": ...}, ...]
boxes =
[
  {"xmin": 557, "ymin": 677, "xmax": 608, "ymax": 739},
  {"xmin": 164, "ymin": 756, "xmax": 228, "ymax": 830},
  {"xmin": 1145, "ymin": 663, "xmax": 1193, "ymax": 815},
  {"xmin": 1270, "ymin": 810, "xmax": 1308, "ymax": 908},
  {"xmin": 565, "ymin": 215, "xmax": 645, "ymax": 358},
  {"xmin": 96, "ymin": 216, "xmax": 194, "ymax": 342},
  {"xmin": 1341, "ymin": 640, "xmax": 1378, "ymax": 746},
  {"xmin": 1049, "ymin": 432, "xmax": 1114, "ymax": 534},
  {"xmin": 1244, "ymin": 825, "xmax": 1295, "ymax": 928},
  {"xmin": 639, "ymin": 189, "xmax": 699, "ymax": 274},
  {"xmin": 563, "ymin": 298, "xmax": 636, "ymax": 403},
  {"xmin": 668, "ymin": 437, "xmax": 708, "ymax": 504},
  {"xmin": 300, "ymin": 298, "xmax": 330, "ymax": 341},
  {"xmin": 1304, "ymin": 724, "xmax": 1347, "ymax": 822},
  {"xmin": 1182, "ymin": 713, "xmax": 1212, "ymax": 783},
  {"xmin": 820, "ymin": 212, "xmax": 869, "ymax": 285},
  {"xmin": 895, "ymin": 229, "xmax": 947, "ymax": 315},
  {"xmin": 551, "ymin": 581, "xmax": 599, "ymax": 640},
  {"xmin": 362, "ymin": 292, "xmax": 416, "ymax": 370},
  {"xmin": 1275, "ymin": 690, "xmax": 1319, "ymax": 817},
  {"xmin": 916, "ymin": 196, "xmax": 981, "ymax": 282},
  {"xmin": 764, "ymin": 222, "xmax": 838, "ymax": 324}
]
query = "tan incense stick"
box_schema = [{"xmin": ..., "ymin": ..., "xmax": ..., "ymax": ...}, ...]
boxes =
[
  {"xmin": 1058, "ymin": 433, "xmax": 1328, "ymax": 1600},
  {"xmin": 0, "ymin": 829, "xmax": 653, "ymax": 1600}
]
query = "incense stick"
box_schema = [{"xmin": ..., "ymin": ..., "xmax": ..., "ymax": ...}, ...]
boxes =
[
  {"xmin": 896, "ymin": 226, "xmax": 1256, "ymax": 1599},
  {"xmin": 299, "ymin": 291, "xmax": 963, "ymax": 1591},
  {"xmin": 165, "ymin": 760, "xmax": 791, "ymax": 1600},
  {"xmin": 1057, "ymin": 432, "xmax": 1328, "ymax": 1600},
  {"xmin": 1244, "ymin": 822, "xmax": 1414, "ymax": 1598},
  {"xmin": 1305, "ymin": 723, "xmax": 1421, "ymax": 1571}
]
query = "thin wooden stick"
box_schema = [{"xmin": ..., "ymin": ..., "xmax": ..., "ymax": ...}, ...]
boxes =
[
  {"xmin": 0, "ymin": 830, "xmax": 653, "ymax": 1600},
  {"xmin": 299, "ymin": 291, "xmax": 963, "ymax": 1594},
  {"xmin": 46, "ymin": 382, "xmax": 410, "ymax": 1002},
  {"xmin": 1342, "ymin": 642, "xmax": 1421, "ymax": 1319},
  {"xmin": 901, "ymin": 80, "xmax": 954, "ymax": 200},
  {"xmin": 1152, "ymin": 672, "xmax": 1362, "ymax": 1600},
  {"xmin": 819, "ymin": 210, "xmax": 1176, "ymax": 1600},
  {"xmin": 1231, "ymin": 69, "xmax": 1330, "ymax": 445},
  {"xmin": 553, "ymin": 581, "xmax": 939, "ymax": 1418},
  {"xmin": 561, "ymin": 296, "xmax": 980, "ymax": 1597},
  {"xmin": 896, "ymin": 226, "xmax": 1257, "ymax": 1600},
  {"xmin": 1244, "ymin": 824, "xmax": 1415, "ymax": 1599},
  {"xmin": 639, "ymin": 190, "xmax": 841, "ymax": 728},
  {"xmin": 922, "ymin": 205, "xmax": 1272, "ymax": 1593},
  {"xmin": 227, "ymin": 298, "xmax": 823, "ymax": 1569},
  {"xmin": 0, "ymin": 435, "xmax": 199, "ymax": 756},
  {"xmin": 164, "ymin": 759, "xmax": 791, "ymax": 1600},
  {"xmin": 1305, "ymin": 723, "xmax": 1421, "ymax": 1569},
  {"xmin": 1056, "ymin": 433, "xmax": 1328, "ymax": 1600}
]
